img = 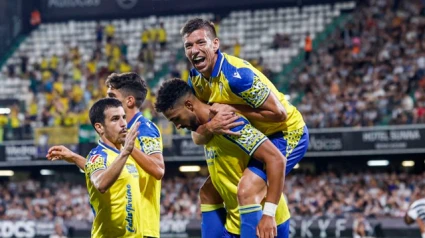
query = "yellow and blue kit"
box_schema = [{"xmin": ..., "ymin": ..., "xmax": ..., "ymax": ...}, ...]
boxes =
[
  {"xmin": 127, "ymin": 112, "xmax": 163, "ymax": 238},
  {"xmin": 205, "ymin": 116, "xmax": 290, "ymax": 237},
  {"xmin": 188, "ymin": 50, "xmax": 309, "ymax": 177},
  {"xmin": 85, "ymin": 140, "xmax": 143, "ymax": 238}
]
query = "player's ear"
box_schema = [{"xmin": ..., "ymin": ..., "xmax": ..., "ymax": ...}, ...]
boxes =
[
  {"xmin": 127, "ymin": 96, "xmax": 135, "ymax": 108},
  {"xmin": 213, "ymin": 37, "xmax": 220, "ymax": 53},
  {"xmin": 94, "ymin": 123, "xmax": 104, "ymax": 135},
  {"xmin": 184, "ymin": 100, "xmax": 194, "ymax": 111}
]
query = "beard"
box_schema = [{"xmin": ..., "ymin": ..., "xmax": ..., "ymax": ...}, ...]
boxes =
[{"xmin": 189, "ymin": 116, "xmax": 200, "ymax": 131}]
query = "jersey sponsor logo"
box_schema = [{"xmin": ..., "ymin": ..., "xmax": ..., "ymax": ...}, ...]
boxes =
[
  {"xmin": 125, "ymin": 184, "xmax": 136, "ymax": 232},
  {"xmin": 205, "ymin": 147, "xmax": 217, "ymax": 166}
]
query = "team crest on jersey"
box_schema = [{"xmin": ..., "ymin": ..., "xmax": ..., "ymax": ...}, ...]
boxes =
[
  {"xmin": 197, "ymin": 84, "xmax": 204, "ymax": 94},
  {"xmin": 225, "ymin": 124, "xmax": 267, "ymax": 155},
  {"xmin": 126, "ymin": 164, "xmax": 138, "ymax": 177},
  {"xmin": 239, "ymin": 75, "xmax": 270, "ymax": 108},
  {"xmin": 89, "ymin": 154, "xmax": 100, "ymax": 163},
  {"xmin": 140, "ymin": 136, "xmax": 161, "ymax": 155}
]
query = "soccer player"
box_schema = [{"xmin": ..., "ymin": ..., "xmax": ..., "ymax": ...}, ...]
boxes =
[
  {"xmin": 180, "ymin": 18, "xmax": 309, "ymax": 235},
  {"xmin": 155, "ymin": 78, "xmax": 290, "ymax": 238},
  {"xmin": 47, "ymin": 73, "xmax": 164, "ymax": 238},
  {"xmin": 85, "ymin": 97, "xmax": 142, "ymax": 237}
]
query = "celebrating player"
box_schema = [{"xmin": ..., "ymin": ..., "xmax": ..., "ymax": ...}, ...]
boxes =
[
  {"xmin": 47, "ymin": 72, "xmax": 164, "ymax": 238},
  {"xmin": 180, "ymin": 18, "xmax": 309, "ymax": 236},
  {"xmin": 155, "ymin": 78, "xmax": 290, "ymax": 238},
  {"xmin": 85, "ymin": 98, "xmax": 143, "ymax": 237}
]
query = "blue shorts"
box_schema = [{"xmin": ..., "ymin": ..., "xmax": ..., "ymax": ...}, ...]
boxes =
[
  {"xmin": 248, "ymin": 125, "xmax": 309, "ymax": 181},
  {"xmin": 222, "ymin": 219, "xmax": 290, "ymax": 238}
]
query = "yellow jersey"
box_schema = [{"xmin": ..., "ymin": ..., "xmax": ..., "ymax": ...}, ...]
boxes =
[
  {"xmin": 141, "ymin": 30, "xmax": 150, "ymax": 43},
  {"xmin": 157, "ymin": 28, "xmax": 167, "ymax": 43},
  {"xmin": 105, "ymin": 24, "xmax": 115, "ymax": 37},
  {"xmin": 85, "ymin": 140, "xmax": 143, "ymax": 238},
  {"xmin": 205, "ymin": 116, "xmax": 290, "ymax": 235},
  {"xmin": 188, "ymin": 50, "xmax": 305, "ymax": 135},
  {"xmin": 128, "ymin": 112, "xmax": 163, "ymax": 237}
]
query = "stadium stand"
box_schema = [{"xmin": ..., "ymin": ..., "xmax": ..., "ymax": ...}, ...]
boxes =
[
  {"xmin": 292, "ymin": 0, "xmax": 425, "ymax": 128},
  {"xmin": 0, "ymin": 171, "xmax": 420, "ymax": 222},
  {"xmin": 0, "ymin": 2, "xmax": 356, "ymax": 139}
]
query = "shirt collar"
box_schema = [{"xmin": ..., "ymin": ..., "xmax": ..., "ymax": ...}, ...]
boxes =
[
  {"xmin": 211, "ymin": 49, "xmax": 224, "ymax": 78},
  {"xmin": 98, "ymin": 140, "xmax": 120, "ymax": 154},
  {"xmin": 127, "ymin": 111, "xmax": 143, "ymax": 129}
]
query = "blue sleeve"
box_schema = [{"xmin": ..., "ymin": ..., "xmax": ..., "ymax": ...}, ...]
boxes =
[
  {"xmin": 225, "ymin": 67, "xmax": 271, "ymax": 108},
  {"xmin": 137, "ymin": 121, "xmax": 162, "ymax": 155},
  {"xmin": 224, "ymin": 117, "xmax": 268, "ymax": 156}
]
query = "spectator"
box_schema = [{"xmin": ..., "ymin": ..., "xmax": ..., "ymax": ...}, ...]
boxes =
[
  {"xmin": 293, "ymin": 0, "xmax": 425, "ymax": 128},
  {"xmin": 156, "ymin": 22, "xmax": 167, "ymax": 50},
  {"xmin": 30, "ymin": 9, "xmax": 41, "ymax": 27},
  {"xmin": 304, "ymin": 32, "xmax": 312, "ymax": 63}
]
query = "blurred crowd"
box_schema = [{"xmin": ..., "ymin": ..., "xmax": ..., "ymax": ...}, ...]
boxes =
[
  {"xmin": 294, "ymin": 0, "xmax": 425, "ymax": 128},
  {"xmin": 285, "ymin": 171, "xmax": 423, "ymax": 218},
  {"xmin": 0, "ymin": 21, "xmax": 167, "ymax": 140},
  {"xmin": 0, "ymin": 180, "xmax": 92, "ymax": 222},
  {"xmin": 160, "ymin": 176, "xmax": 205, "ymax": 220},
  {"xmin": 1, "ymin": 171, "xmax": 422, "ymax": 224}
]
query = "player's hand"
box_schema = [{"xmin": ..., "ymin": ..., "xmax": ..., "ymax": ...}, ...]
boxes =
[
  {"xmin": 256, "ymin": 215, "xmax": 277, "ymax": 238},
  {"xmin": 123, "ymin": 122, "xmax": 140, "ymax": 155},
  {"xmin": 206, "ymin": 111, "xmax": 244, "ymax": 136},
  {"xmin": 46, "ymin": 145, "xmax": 76, "ymax": 164}
]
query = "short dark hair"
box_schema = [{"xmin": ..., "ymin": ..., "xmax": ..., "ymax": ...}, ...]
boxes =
[
  {"xmin": 155, "ymin": 78, "xmax": 192, "ymax": 113},
  {"xmin": 180, "ymin": 18, "xmax": 217, "ymax": 39},
  {"xmin": 89, "ymin": 98, "xmax": 123, "ymax": 132},
  {"xmin": 105, "ymin": 72, "xmax": 148, "ymax": 108}
]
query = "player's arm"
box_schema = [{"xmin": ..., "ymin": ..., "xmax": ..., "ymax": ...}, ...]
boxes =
[
  {"xmin": 224, "ymin": 119, "xmax": 285, "ymax": 237},
  {"xmin": 90, "ymin": 149, "xmax": 131, "ymax": 194},
  {"xmin": 252, "ymin": 140, "xmax": 286, "ymax": 207},
  {"xmin": 131, "ymin": 122, "xmax": 164, "ymax": 180},
  {"xmin": 224, "ymin": 119, "xmax": 285, "ymax": 206},
  {"xmin": 46, "ymin": 145, "xmax": 86, "ymax": 171},
  {"xmin": 191, "ymin": 131, "xmax": 213, "ymax": 145},
  {"xmin": 213, "ymin": 67, "xmax": 287, "ymax": 122},
  {"xmin": 131, "ymin": 149, "xmax": 164, "ymax": 180},
  {"xmin": 90, "ymin": 122, "xmax": 139, "ymax": 193},
  {"xmin": 212, "ymin": 92, "xmax": 287, "ymax": 123}
]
